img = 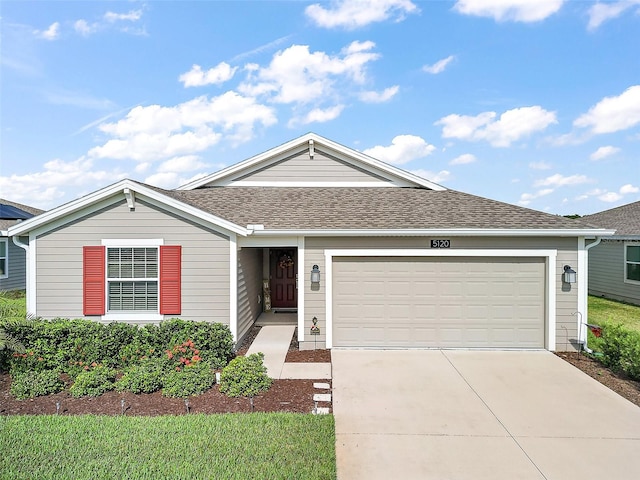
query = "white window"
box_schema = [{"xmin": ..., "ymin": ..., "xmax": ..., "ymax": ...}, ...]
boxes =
[
  {"xmin": 625, "ymin": 243, "xmax": 640, "ymax": 284},
  {"xmin": 107, "ymin": 247, "xmax": 158, "ymax": 311},
  {"xmin": 0, "ymin": 239, "xmax": 7, "ymax": 278}
]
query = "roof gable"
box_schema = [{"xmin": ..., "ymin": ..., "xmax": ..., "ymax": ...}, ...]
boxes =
[
  {"xmin": 178, "ymin": 133, "xmax": 446, "ymax": 190},
  {"xmin": 583, "ymin": 200, "xmax": 640, "ymax": 236},
  {"xmin": 7, "ymin": 180, "xmax": 247, "ymax": 238}
]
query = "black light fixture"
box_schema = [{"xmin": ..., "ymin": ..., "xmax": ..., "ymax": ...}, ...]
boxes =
[
  {"xmin": 310, "ymin": 264, "xmax": 321, "ymax": 284},
  {"xmin": 563, "ymin": 265, "xmax": 577, "ymax": 284}
]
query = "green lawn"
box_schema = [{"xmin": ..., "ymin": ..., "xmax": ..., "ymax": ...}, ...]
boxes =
[
  {"xmin": 588, "ymin": 295, "xmax": 640, "ymax": 332},
  {"xmin": 0, "ymin": 413, "xmax": 336, "ymax": 480},
  {"xmin": 0, "ymin": 290, "xmax": 26, "ymax": 320}
]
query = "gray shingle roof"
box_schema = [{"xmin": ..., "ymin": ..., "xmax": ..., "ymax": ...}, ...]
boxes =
[
  {"xmin": 0, "ymin": 198, "xmax": 44, "ymax": 232},
  {"xmin": 582, "ymin": 201, "xmax": 640, "ymax": 236},
  {"xmin": 160, "ymin": 186, "xmax": 597, "ymax": 231}
]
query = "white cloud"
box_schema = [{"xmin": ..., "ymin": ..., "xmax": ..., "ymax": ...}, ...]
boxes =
[
  {"xmin": 620, "ymin": 184, "xmax": 639, "ymax": 194},
  {"xmin": 436, "ymin": 106, "xmax": 557, "ymax": 147},
  {"xmin": 574, "ymin": 85, "xmax": 640, "ymax": 134},
  {"xmin": 104, "ymin": 10, "xmax": 143, "ymax": 23},
  {"xmin": 0, "ymin": 157, "xmax": 124, "ymax": 209},
  {"xmin": 359, "ymin": 86, "xmax": 399, "ymax": 103},
  {"xmin": 294, "ymin": 105, "xmax": 345, "ymax": 126},
  {"xmin": 74, "ymin": 8, "xmax": 144, "ymax": 37},
  {"xmin": 74, "ymin": 19, "xmax": 98, "ymax": 36},
  {"xmin": 410, "ymin": 169, "xmax": 451, "ymax": 184},
  {"xmin": 599, "ymin": 191, "xmax": 623, "ymax": 202},
  {"xmin": 450, "ymin": 153, "xmax": 477, "ymax": 165},
  {"xmin": 157, "ymin": 155, "xmax": 208, "ymax": 173},
  {"xmin": 423, "ymin": 55, "xmax": 455, "ymax": 74},
  {"xmin": 518, "ymin": 188, "xmax": 554, "ymax": 205},
  {"xmin": 534, "ymin": 173, "xmax": 590, "ymax": 188},
  {"xmin": 179, "ymin": 62, "xmax": 238, "ymax": 88},
  {"xmin": 587, "ymin": 0, "xmax": 640, "ymax": 31},
  {"xmin": 590, "ymin": 145, "xmax": 620, "ymax": 161},
  {"xmin": 239, "ymin": 41, "xmax": 380, "ymax": 104},
  {"xmin": 89, "ymin": 92, "xmax": 277, "ymax": 162},
  {"xmin": 529, "ymin": 161, "xmax": 552, "ymax": 170},
  {"xmin": 453, "ymin": 0, "xmax": 564, "ymax": 22},
  {"xmin": 363, "ymin": 135, "xmax": 436, "ymax": 165},
  {"xmin": 35, "ymin": 22, "xmax": 60, "ymax": 41},
  {"xmin": 305, "ymin": 0, "xmax": 418, "ymax": 29}
]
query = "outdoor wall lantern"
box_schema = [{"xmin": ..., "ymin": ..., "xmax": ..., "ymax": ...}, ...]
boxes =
[
  {"xmin": 310, "ymin": 264, "xmax": 321, "ymax": 284},
  {"xmin": 563, "ymin": 265, "xmax": 577, "ymax": 284}
]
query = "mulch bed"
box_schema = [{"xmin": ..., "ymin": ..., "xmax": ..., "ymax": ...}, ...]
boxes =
[
  {"xmin": 0, "ymin": 326, "xmax": 332, "ymax": 416},
  {"xmin": 556, "ymin": 351, "xmax": 640, "ymax": 408}
]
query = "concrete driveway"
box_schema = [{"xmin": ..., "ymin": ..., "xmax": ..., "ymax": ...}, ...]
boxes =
[{"xmin": 332, "ymin": 350, "xmax": 640, "ymax": 480}]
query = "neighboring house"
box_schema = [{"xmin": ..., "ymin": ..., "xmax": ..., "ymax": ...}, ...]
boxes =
[
  {"xmin": 0, "ymin": 199, "xmax": 44, "ymax": 291},
  {"xmin": 8, "ymin": 133, "xmax": 612, "ymax": 351},
  {"xmin": 583, "ymin": 201, "xmax": 640, "ymax": 306}
]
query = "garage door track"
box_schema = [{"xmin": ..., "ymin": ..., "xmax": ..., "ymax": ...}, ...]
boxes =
[{"xmin": 332, "ymin": 350, "xmax": 640, "ymax": 480}]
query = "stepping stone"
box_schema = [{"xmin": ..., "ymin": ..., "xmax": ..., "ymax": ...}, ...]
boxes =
[
  {"xmin": 313, "ymin": 407, "xmax": 330, "ymax": 415},
  {"xmin": 313, "ymin": 393, "xmax": 332, "ymax": 403},
  {"xmin": 314, "ymin": 382, "xmax": 330, "ymax": 389}
]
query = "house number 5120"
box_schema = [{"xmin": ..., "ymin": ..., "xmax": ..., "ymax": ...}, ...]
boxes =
[{"xmin": 431, "ymin": 239, "xmax": 451, "ymax": 248}]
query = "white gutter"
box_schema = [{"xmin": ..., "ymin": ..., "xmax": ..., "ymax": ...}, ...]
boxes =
[
  {"xmin": 12, "ymin": 235, "xmax": 34, "ymax": 315},
  {"xmin": 250, "ymin": 228, "xmax": 615, "ymax": 237},
  {"xmin": 580, "ymin": 236, "xmax": 604, "ymax": 354}
]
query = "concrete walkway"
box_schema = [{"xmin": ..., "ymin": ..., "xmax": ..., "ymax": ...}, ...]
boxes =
[
  {"xmin": 246, "ymin": 325, "xmax": 331, "ymax": 380},
  {"xmin": 332, "ymin": 350, "xmax": 640, "ymax": 480}
]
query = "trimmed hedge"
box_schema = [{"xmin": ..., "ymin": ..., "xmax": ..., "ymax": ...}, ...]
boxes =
[
  {"xmin": 1, "ymin": 317, "xmax": 235, "ymax": 398},
  {"xmin": 598, "ymin": 323, "xmax": 640, "ymax": 381},
  {"xmin": 219, "ymin": 353, "xmax": 272, "ymax": 398},
  {"xmin": 10, "ymin": 370, "xmax": 65, "ymax": 399}
]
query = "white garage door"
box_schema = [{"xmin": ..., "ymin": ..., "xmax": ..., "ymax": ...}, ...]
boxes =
[{"xmin": 332, "ymin": 256, "xmax": 545, "ymax": 348}]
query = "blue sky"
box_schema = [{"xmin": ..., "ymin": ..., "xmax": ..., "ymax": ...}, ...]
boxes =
[{"xmin": 1, "ymin": 0, "xmax": 639, "ymax": 216}]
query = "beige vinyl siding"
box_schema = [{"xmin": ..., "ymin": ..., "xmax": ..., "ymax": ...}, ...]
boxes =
[
  {"xmin": 35, "ymin": 199, "xmax": 230, "ymax": 324},
  {"xmin": 237, "ymin": 248, "xmax": 263, "ymax": 343},
  {"xmin": 589, "ymin": 240, "xmax": 640, "ymax": 306},
  {"xmin": 303, "ymin": 236, "xmax": 579, "ymax": 351},
  {"xmin": 0, "ymin": 238, "xmax": 27, "ymax": 291},
  {"xmin": 232, "ymin": 150, "xmax": 390, "ymax": 184}
]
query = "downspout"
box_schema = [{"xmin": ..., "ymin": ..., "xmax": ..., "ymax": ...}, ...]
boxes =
[
  {"xmin": 580, "ymin": 237, "xmax": 603, "ymax": 353},
  {"xmin": 12, "ymin": 235, "xmax": 32, "ymax": 316}
]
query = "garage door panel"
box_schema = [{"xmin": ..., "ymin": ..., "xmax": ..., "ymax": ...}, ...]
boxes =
[{"xmin": 333, "ymin": 256, "xmax": 545, "ymax": 348}]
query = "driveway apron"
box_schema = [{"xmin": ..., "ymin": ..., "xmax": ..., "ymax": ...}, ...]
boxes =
[{"xmin": 332, "ymin": 350, "xmax": 640, "ymax": 480}]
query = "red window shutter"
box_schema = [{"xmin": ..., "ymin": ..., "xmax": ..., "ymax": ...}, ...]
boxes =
[
  {"xmin": 160, "ymin": 245, "xmax": 181, "ymax": 315},
  {"xmin": 83, "ymin": 246, "xmax": 105, "ymax": 315}
]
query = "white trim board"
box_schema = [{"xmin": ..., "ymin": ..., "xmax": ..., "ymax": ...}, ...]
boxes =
[
  {"xmin": 177, "ymin": 133, "xmax": 447, "ymax": 191},
  {"xmin": 323, "ymin": 248, "xmax": 558, "ymax": 351}
]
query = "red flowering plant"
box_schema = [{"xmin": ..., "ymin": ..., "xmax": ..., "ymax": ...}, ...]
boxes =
[
  {"xmin": 10, "ymin": 350, "xmax": 47, "ymax": 375},
  {"xmin": 165, "ymin": 339, "xmax": 203, "ymax": 372}
]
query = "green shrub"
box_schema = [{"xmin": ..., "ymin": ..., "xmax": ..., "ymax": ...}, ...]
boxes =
[
  {"xmin": 158, "ymin": 319, "xmax": 234, "ymax": 369},
  {"xmin": 116, "ymin": 358, "xmax": 168, "ymax": 394},
  {"xmin": 10, "ymin": 370, "xmax": 64, "ymax": 399},
  {"xmin": 219, "ymin": 353, "xmax": 272, "ymax": 398},
  {"xmin": 599, "ymin": 323, "xmax": 640, "ymax": 381},
  {"xmin": 162, "ymin": 361, "xmax": 215, "ymax": 398},
  {"xmin": 8, "ymin": 349, "xmax": 49, "ymax": 375},
  {"xmin": 70, "ymin": 365, "xmax": 117, "ymax": 397}
]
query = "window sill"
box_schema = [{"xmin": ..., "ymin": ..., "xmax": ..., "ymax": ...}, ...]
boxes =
[{"xmin": 102, "ymin": 313, "xmax": 164, "ymax": 322}]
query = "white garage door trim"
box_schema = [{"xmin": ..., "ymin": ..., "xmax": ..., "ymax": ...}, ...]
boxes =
[{"xmin": 324, "ymin": 249, "xmax": 557, "ymax": 350}]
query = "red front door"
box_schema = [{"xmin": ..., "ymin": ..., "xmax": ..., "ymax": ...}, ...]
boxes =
[{"xmin": 270, "ymin": 249, "xmax": 297, "ymax": 309}]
